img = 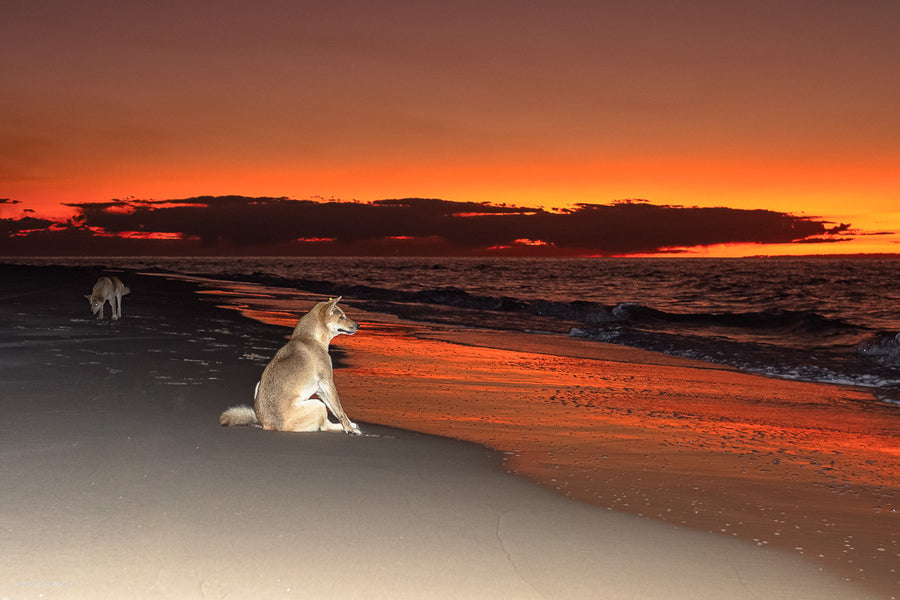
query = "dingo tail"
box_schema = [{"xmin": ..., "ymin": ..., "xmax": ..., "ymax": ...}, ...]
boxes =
[{"xmin": 220, "ymin": 405, "xmax": 259, "ymax": 427}]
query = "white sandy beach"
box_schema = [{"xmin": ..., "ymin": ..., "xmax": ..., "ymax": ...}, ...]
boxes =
[{"xmin": 0, "ymin": 264, "xmax": 891, "ymax": 599}]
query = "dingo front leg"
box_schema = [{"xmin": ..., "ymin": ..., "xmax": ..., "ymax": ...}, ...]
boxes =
[{"xmin": 317, "ymin": 380, "xmax": 360, "ymax": 435}]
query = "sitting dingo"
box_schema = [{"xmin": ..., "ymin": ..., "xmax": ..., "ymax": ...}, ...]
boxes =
[
  {"xmin": 220, "ymin": 296, "xmax": 361, "ymax": 434},
  {"xmin": 85, "ymin": 275, "xmax": 130, "ymax": 320}
]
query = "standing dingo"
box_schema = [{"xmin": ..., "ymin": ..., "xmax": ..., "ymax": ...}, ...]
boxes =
[
  {"xmin": 220, "ymin": 296, "xmax": 361, "ymax": 434},
  {"xmin": 85, "ymin": 275, "xmax": 130, "ymax": 320}
]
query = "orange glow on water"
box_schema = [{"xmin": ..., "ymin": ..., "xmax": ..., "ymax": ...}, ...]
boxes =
[
  {"xmin": 195, "ymin": 276, "xmax": 900, "ymax": 593},
  {"xmin": 336, "ymin": 321, "xmax": 900, "ymax": 591}
]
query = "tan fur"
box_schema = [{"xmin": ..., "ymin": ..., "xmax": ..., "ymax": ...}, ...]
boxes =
[
  {"xmin": 85, "ymin": 275, "xmax": 130, "ymax": 320},
  {"xmin": 219, "ymin": 404, "xmax": 258, "ymax": 427},
  {"xmin": 220, "ymin": 297, "xmax": 361, "ymax": 434}
]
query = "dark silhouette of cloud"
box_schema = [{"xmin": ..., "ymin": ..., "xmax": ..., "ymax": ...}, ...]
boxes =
[
  {"xmin": 2, "ymin": 196, "xmax": 857, "ymax": 256},
  {"xmin": 1, "ymin": 215, "xmax": 55, "ymax": 236}
]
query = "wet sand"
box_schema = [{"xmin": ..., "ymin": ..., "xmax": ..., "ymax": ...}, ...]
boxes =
[
  {"xmin": 342, "ymin": 324, "xmax": 899, "ymax": 596},
  {"xmin": 0, "ymin": 264, "xmax": 895, "ymax": 599},
  {"xmin": 203, "ymin": 275, "xmax": 900, "ymax": 599}
]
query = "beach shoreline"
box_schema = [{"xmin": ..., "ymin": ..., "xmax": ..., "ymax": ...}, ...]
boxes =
[
  {"xmin": 192, "ymin": 270, "xmax": 900, "ymax": 598},
  {"xmin": 0, "ymin": 263, "xmax": 895, "ymax": 599}
]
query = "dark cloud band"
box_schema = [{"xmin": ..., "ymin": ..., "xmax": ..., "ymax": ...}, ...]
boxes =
[{"xmin": 3, "ymin": 196, "xmax": 852, "ymax": 256}]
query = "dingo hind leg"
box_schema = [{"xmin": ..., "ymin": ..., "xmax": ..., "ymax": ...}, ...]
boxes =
[
  {"xmin": 115, "ymin": 278, "xmax": 130, "ymax": 319},
  {"xmin": 115, "ymin": 288, "xmax": 125, "ymax": 319},
  {"xmin": 283, "ymin": 399, "xmax": 343, "ymax": 432}
]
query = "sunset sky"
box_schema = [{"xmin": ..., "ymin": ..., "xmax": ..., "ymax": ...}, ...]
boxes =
[{"xmin": 2, "ymin": 1, "xmax": 899, "ymax": 256}]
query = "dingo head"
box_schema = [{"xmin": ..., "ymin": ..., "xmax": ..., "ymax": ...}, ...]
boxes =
[
  {"xmin": 292, "ymin": 296, "xmax": 359, "ymax": 343},
  {"xmin": 85, "ymin": 293, "xmax": 104, "ymax": 315},
  {"xmin": 326, "ymin": 296, "xmax": 359, "ymax": 337}
]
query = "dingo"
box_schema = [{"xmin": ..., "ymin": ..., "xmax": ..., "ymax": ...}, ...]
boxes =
[
  {"xmin": 220, "ymin": 296, "xmax": 361, "ymax": 434},
  {"xmin": 85, "ymin": 275, "xmax": 130, "ymax": 320}
]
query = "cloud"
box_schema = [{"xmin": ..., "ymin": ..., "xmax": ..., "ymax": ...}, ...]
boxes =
[
  {"xmin": 63, "ymin": 196, "xmax": 539, "ymax": 247},
  {"xmin": 1, "ymin": 215, "xmax": 55, "ymax": 236},
  {"xmin": 3, "ymin": 196, "xmax": 854, "ymax": 256}
]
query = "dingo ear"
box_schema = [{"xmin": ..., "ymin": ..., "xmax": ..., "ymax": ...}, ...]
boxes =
[
  {"xmin": 327, "ymin": 296, "xmax": 343, "ymax": 312},
  {"xmin": 85, "ymin": 294, "xmax": 92, "ymax": 300}
]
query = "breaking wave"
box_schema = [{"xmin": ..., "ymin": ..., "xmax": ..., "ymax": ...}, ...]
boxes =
[
  {"xmin": 9, "ymin": 255, "xmax": 899, "ymax": 405},
  {"xmin": 197, "ymin": 270, "xmax": 900, "ymax": 405}
]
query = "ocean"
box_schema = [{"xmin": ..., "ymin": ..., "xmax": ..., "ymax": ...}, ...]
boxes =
[{"xmin": 11, "ymin": 255, "xmax": 900, "ymax": 406}]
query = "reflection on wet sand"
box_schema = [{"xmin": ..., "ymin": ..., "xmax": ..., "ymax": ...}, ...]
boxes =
[
  {"xmin": 205, "ymin": 284, "xmax": 899, "ymax": 598},
  {"xmin": 343, "ymin": 322, "xmax": 899, "ymax": 597}
]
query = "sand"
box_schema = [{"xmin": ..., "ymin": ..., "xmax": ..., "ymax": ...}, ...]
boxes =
[{"xmin": 0, "ymin": 264, "xmax": 893, "ymax": 599}]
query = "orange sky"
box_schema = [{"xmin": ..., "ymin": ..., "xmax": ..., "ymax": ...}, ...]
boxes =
[{"xmin": 3, "ymin": 1, "xmax": 899, "ymax": 256}]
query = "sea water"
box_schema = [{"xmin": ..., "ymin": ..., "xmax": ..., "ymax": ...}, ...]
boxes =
[{"xmin": 12, "ymin": 256, "xmax": 900, "ymax": 405}]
